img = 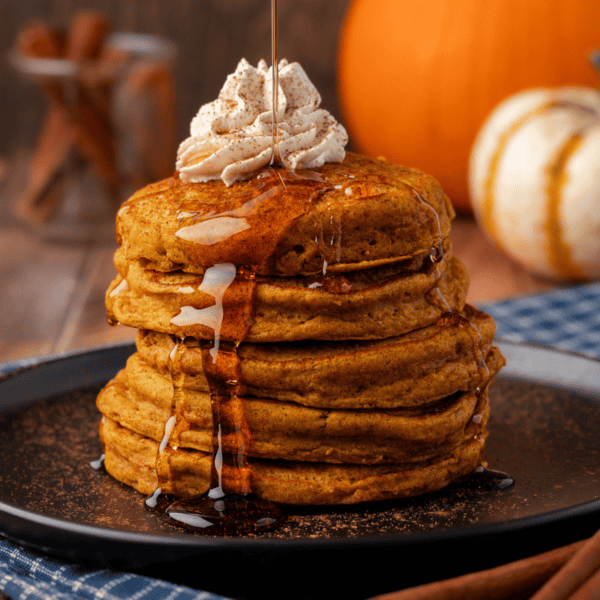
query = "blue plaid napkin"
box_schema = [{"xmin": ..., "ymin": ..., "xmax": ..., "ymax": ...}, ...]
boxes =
[
  {"xmin": 0, "ymin": 537, "xmax": 228, "ymax": 600},
  {"xmin": 0, "ymin": 282, "xmax": 599, "ymax": 599},
  {"xmin": 481, "ymin": 282, "xmax": 600, "ymax": 359}
]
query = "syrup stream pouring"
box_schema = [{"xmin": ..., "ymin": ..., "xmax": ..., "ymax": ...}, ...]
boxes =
[
  {"xmin": 270, "ymin": 0, "xmax": 279, "ymax": 167},
  {"xmin": 144, "ymin": 0, "xmax": 286, "ymax": 535},
  {"xmin": 145, "ymin": 0, "xmax": 285, "ymax": 535}
]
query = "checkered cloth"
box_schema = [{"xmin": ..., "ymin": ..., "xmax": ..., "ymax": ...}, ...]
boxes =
[
  {"xmin": 0, "ymin": 538, "xmax": 226, "ymax": 600},
  {"xmin": 481, "ymin": 282, "xmax": 600, "ymax": 359},
  {"xmin": 0, "ymin": 283, "xmax": 599, "ymax": 599}
]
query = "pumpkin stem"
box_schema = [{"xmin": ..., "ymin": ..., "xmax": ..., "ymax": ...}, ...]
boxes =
[{"xmin": 590, "ymin": 51, "xmax": 600, "ymax": 79}]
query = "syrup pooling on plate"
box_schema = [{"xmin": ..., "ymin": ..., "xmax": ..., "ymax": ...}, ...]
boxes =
[{"xmin": 469, "ymin": 465, "xmax": 514, "ymax": 491}]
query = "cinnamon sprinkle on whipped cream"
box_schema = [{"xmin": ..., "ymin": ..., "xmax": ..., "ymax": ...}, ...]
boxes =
[{"xmin": 176, "ymin": 58, "xmax": 348, "ymax": 186}]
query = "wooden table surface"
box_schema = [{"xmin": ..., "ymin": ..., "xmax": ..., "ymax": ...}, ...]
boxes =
[{"xmin": 0, "ymin": 214, "xmax": 557, "ymax": 365}]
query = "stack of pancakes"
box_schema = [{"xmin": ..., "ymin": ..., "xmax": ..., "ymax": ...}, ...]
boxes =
[{"xmin": 97, "ymin": 152, "xmax": 504, "ymax": 505}]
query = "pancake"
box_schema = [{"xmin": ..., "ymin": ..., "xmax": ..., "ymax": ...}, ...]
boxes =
[
  {"xmin": 100, "ymin": 416, "xmax": 486, "ymax": 505},
  {"xmin": 98, "ymin": 148, "xmax": 505, "ymax": 510},
  {"xmin": 115, "ymin": 153, "xmax": 455, "ymax": 277},
  {"xmin": 106, "ymin": 247, "xmax": 468, "ymax": 342},
  {"xmin": 134, "ymin": 305, "xmax": 504, "ymax": 409},
  {"xmin": 96, "ymin": 354, "xmax": 491, "ymax": 464}
]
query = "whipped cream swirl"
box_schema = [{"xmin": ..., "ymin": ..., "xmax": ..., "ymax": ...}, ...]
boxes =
[{"xmin": 176, "ymin": 58, "xmax": 348, "ymax": 186}]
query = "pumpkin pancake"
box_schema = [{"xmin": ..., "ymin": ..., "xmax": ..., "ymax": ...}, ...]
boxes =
[
  {"xmin": 115, "ymin": 153, "xmax": 454, "ymax": 277},
  {"xmin": 98, "ymin": 147, "xmax": 504, "ymax": 509},
  {"xmin": 96, "ymin": 353, "xmax": 491, "ymax": 464},
  {"xmin": 133, "ymin": 304, "xmax": 504, "ymax": 409},
  {"xmin": 106, "ymin": 246, "xmax": 468, "ymax": 342},
  {"xmin": 100, "ymin": 416, "xmax": 486, "ymax": 505}
]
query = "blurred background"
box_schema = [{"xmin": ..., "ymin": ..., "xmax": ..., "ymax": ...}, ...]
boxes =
[
  {"xmin": 0, "ymin": 0, "xmax": 350, "ymax": 163},
  {"xmin": 0, "ymin": 0, "xmax": 598, "ymax": 362},
  {"xmin": 0, "ymin": 0, "xmax": 351, "ymax": 361}
]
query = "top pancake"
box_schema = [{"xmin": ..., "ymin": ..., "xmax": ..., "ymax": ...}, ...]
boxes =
[{"xmin": 115, "ymin": 153, "xmax": 455, "ymax": 277}]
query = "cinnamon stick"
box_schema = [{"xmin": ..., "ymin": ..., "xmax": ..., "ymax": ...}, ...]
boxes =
[
  {"xmin": 15, "ymin": 21, "xmax": 63, "ymax": 59},
  {"xmin": 64, "ymin": 11, "xmax": 118, "ymax": 193},
  {"xmin": 15, "ymin": 22, "xmax": 72, "ymax": 221},
  {"xmin": 568, "ymin": 567, "xmax": 600, "ymax": 600},
  {"xmin": 14, "ymin": 108, "xmax": 73, "ymax": 222},
  {"xmin": 15, "ymin": 13, "xmax": 119, "ymax": 222},
  {"xmin": 368, "ymin": 540, "xmax": 584, "ymax": 600},
  {"xmin": 124, "ymin": 61, "xmax": 177, "ymax": 182},
  {"xmin": 64, "ymin": 11, "xmax": 110, "ymax": 61},
  {"xmin": 529, "ymin": 527, "xmax": 600, "ymax": 600}
]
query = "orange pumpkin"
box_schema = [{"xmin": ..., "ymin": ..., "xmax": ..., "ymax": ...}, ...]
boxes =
[{"xmin": 338, "ymin": 0, "xmax": 600, "ymax": 211}]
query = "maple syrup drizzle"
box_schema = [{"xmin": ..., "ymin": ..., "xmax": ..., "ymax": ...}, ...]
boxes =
[
  {"xmin": 162, "ymin": 158, "xmax": 348, "ymax": 533},
  {"xmin": 142, "ymin": 258, "xmax": 282, "ymax": 533},
  {"xmin": 170, "ymin": 265, "xmax": 237, "ymax": 362},
  {"xmin": 270, "ymin": 0, "xmax": 280, "ymax": 166},
  {"xmin": 396, "ymin": 182, "xmax": 511, "ymax": 489},
  {"xmin": 143, "ymin": 0, "xmax": 341, "ymax": 528},
  {"xmin": 169, "ymin": 168, "xmax": 326, "ymax": 273},
  {"xmin": 398, "ymin": 180, "xmax": 490, "ymax": 390},
  {"xmin": 153, "ymin": 159, "xmax": 346, "ymax": 534}
]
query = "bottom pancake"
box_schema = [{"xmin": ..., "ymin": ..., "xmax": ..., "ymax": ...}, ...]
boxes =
[{"xmin": 100, "ymin": 416, "xmax": 486, "ymax": 505}]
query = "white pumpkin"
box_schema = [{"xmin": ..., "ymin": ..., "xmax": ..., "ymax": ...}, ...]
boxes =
[{"xmin": 469, "ymin": 86, "xmax": 600, "ymax": 281}]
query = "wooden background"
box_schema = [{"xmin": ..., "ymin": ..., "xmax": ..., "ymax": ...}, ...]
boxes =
[{"xmin": 0, "ymin": 0, "xmax": 352, "ymax": 157}]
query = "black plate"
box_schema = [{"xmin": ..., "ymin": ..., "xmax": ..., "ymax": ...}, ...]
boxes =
[{"xmin": 0, "ymin": 341, "xmax": 599, "ymax": 600}]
